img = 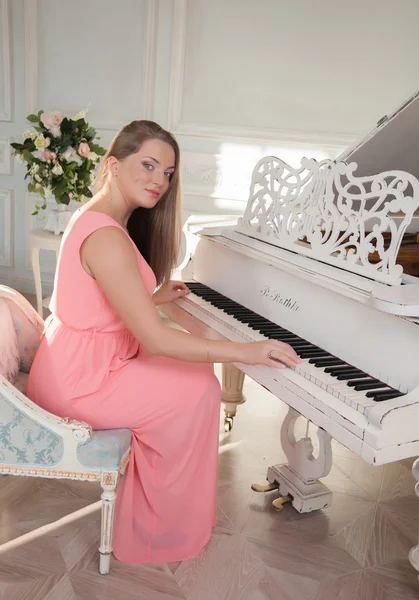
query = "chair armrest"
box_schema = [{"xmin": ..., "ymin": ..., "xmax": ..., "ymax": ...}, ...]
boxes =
[{"xmin": 0, "ymin": 374, "xmax": 92, "ymax": 446}]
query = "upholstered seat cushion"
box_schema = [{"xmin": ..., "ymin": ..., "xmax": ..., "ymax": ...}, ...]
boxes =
[{"xmin": 77, "ymin": 429, "xmax": 132, "ymax": 470}]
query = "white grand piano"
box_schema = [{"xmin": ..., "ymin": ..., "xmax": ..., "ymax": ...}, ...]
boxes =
[{"xmin": 162, "ymin": 90, "xmax": 419, "ymax": 577}]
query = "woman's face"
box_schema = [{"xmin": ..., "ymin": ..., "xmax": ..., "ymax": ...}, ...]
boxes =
[{"xmin": 111, "ymin": 138, "xmax": 176, "ymax": 209}]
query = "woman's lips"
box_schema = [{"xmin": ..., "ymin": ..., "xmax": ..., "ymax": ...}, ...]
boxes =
[{"xmin": 146, "ymin": 189, "xmax": 160, "ymax": 199}]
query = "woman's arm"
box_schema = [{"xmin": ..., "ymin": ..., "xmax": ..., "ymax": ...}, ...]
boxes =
[{"xmin": 81, "ymin": 227, "xmax": 299, "ymax": 368}]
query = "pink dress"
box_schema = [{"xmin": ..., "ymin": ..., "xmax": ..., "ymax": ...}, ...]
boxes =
[{"xmin": 26, "ymin": 210, "xmax": 221, "ymax": 564}]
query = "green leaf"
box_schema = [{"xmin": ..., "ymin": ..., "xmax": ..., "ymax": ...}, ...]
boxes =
[
  {"xmin": 10, "ymin": 142, "xmax": 24, "ymax": 151},
  {"xmin": 89, "ymin": 143, "xmax": 106, "ymax": 155},
  {"xmin": 22, "ymin": 149, "xmax": 35, "ymax": 162},
  {"xmin": 60, "ymin": 118, "xmax": 72, "ymax": 135},
  {"xmin": 31, "ymin": 210, "xmax": 39, "ymax": 216},
  {"xmin": 37, "ymin": 110, "xmax": 44, "ymax": 118},
  {"xmin": 27, "ymin": 114, "xmax": 39, "ymax": 123},
  {"xmin": 59, "ymin": 194, "xmax": 70, "ymax": 205}
]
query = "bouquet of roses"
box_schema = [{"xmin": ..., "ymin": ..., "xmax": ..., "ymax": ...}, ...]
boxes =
[{"xmin": 11, "ymin": 108, "xmax": 106, "ymax": 215}]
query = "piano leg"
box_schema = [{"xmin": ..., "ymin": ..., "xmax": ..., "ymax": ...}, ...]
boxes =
[
  {"xmin": 409, "ymin": 458, "xmax": 419, "ymax": 579},
  {"xmin": 253, "ymin": 406, "xmax": 333, "ymax": 513},
  {"xmin": 221, "ymin": 364, "xmax": 246, "ymax": 432}
]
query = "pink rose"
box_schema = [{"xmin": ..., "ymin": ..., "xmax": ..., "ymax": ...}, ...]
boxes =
[
  {"xmin": 35, "ymin": 183, "xmax": 42, "ymax": 189},
  {"xmin": 49, "ymin": 152, "xmax": 57, "ymax": 160},
  {"xmin": 40, "ymin": 111, "xmax": 63, "ymax": 131},
  {"xmin": 78, "ymin": 142, "xmax": 90, "ymax": 158}
]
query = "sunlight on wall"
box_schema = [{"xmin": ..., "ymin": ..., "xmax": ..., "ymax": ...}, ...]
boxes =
[{"xmin": 210, "ymin": 141, "xmax": 346, "ymax": 206}]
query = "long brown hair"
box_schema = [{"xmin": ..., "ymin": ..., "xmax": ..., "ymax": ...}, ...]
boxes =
[{"xmin": 98, "ymin": 120, "xmax": 182, "ymax": 286}]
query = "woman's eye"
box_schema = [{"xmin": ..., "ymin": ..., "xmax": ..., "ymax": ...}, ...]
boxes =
[
  {"xmin": 143, "ymin": 163, "xmax": 153, "ymax": 170},
  {"xmin": 164, "ymin": 171, "xmax": 173, "ymax": 179}
]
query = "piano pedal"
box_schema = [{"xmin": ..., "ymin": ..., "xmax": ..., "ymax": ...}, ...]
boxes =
[
  {"xmin": 224, "ymin": 416, "xmax": 234, "ymax": 432},
  {"xmin": 251, "ymin": 481, "xmax": 279, "ymax": 493},
  {"xmin": 272, "ymin": 495, "xmax": 292, "ymax": 512}
]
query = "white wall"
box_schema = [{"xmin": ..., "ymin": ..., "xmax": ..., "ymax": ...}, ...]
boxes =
[{"xmin": 1, "ymin": 0, "xmax": 419, "ymax": 293}]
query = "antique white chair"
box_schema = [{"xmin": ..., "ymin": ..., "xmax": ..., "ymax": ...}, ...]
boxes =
[{"xmin": 0, "ymin": 284, "xmax": 131, "ymax": 575}]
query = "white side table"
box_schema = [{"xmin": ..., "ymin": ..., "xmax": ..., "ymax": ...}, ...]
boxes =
[{"xmin": 30, "ymin": 229, "xmax": 63, "ymax": 316}]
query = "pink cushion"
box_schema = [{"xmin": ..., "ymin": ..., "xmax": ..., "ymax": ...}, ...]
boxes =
[
  {"xmin": 5, "ymin": 298, "xmax": 41, "ymax": 373},
  {"xmin": 0, "ymin": 298, "xmax": 19, "ymax": 384}
]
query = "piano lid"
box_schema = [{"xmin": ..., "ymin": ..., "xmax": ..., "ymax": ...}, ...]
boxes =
[{"xmin": 336, "ymin": 89, "xmax": 419, "ymax": 181}]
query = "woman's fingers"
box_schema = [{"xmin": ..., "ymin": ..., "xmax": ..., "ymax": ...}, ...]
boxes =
[{"xmin": 268, "ymin": 342, "xmax": 300, "ymax": 367}]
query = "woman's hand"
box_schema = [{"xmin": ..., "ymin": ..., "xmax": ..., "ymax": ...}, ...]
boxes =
[
  {"xmin": 237, "ymin": 339, "xmax": 300, "ymax": 368},
  {"xmin": 153, "ymin": 280, "xmax": 190, "ymax": 305}
]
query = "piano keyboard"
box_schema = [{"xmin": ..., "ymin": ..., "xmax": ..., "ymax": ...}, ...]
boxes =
[{"xmin": 185, "ymin": 282, "xmax": 405, "ymax": 415}]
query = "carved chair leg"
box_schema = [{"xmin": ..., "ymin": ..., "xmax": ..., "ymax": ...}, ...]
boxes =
[
  {"xmin": 221, "ymin": 363, "xmax": 245, "ymax": 431},
  {"xmin": 99, "ymin": 472, "xmax": 118, "ymax": 575}
]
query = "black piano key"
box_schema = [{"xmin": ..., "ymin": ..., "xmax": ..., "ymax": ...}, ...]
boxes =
[
  {"xmin": 224, "ymin": 309, "xmax": 257, "ymax": 316},
  {"xmin": 353, "ymin": 381, "xmax": 389, "ymax": 391},
  {"xmin": 347, "ymin": 377, "xmax": 381, "ymax": 387},
  {"xmin": 365, "ymin": 383, "xmax": 397, "ymax": 399},
  {"xmin": 299, "ymin": 351, "xmax": 330, "ymax": 359},
  {"xmin": 330, "ymin": 367, "xmax": 363, "ymax": 376},
  {"xmin": 324, "ymin": 366, "xmax": 361, "ymax": 374},
  {"xmin": 310, "ymin": 358, "xmax": 343, "ymax": 366},
  {"xmin": 262, "ymin": 333, "xmax": 299, "ymax": 340},
  {"xmin": 370, "ymin": 391, "xmax": 405, "ymax": 401},
  {"xmin": 336, "ymin": 371, "xmax": 365, "ymax": 381},
  {"xmin": 257, "ymin": 325, "xmax": 287, "ymax": 332}
]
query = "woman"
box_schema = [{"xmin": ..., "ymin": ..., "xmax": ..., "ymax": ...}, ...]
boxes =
[{"xmin": 27, "ymin": 120, "xmax": 299, "ymax": 564}]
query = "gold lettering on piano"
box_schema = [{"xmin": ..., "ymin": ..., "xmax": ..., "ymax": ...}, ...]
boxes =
[{"xmin": 261, "ymin": 286, "xmax": 300, "ymax": 312}]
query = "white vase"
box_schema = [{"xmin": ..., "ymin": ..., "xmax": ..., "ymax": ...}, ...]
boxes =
[{"xmin": 44, "ymin": 203, "xmax": 76, "ymax": 236}]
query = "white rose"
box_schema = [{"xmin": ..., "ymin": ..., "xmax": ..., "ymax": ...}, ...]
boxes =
[
  {"xmin": 23, "ymin": 129, "xmax": 38, "ymax": 140},
  {"xmin": 35, "ymin": 135, "xmax": 50, "ymax": 150},
  {"xmin": 52, "ymin": 164, "xmax": 63, "ymax": 176},
  {"xmin": 87, "ymin": 151, "xmax": 100, "ymax": 162},
  {"xmin": 62, "ymin": 146, "xmax": 82, "ymax": 167},
  {"xmin": 35, "ymin": 174, "xmax": 42, "ymax": 182},
  {"xmin": 30, "ymin": 164, "xmax": 39, "ymax": 175}
]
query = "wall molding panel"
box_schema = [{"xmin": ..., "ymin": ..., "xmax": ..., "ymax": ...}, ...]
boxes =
[
  {"xmin": 0, "ymin": 189, "xmax": 13, "ymax": 267},
  {"xmin": 0, "ymin": 136, "xmax": 12, "ymax": 174},
  {"xmin": 0, "ymin": 0, "xmax": 12, "ymax": 121},
  {"xmin": 23, "ymin": 0, "xmax": 158, "ymax": 129},
  {"xmin": 167, "ymin": 0, "xmax": 357, "ymax": 147}
]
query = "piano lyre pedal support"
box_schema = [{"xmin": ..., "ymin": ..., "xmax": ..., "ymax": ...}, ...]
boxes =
[
  {"xmin": 251, "ymin": 406, "xmax": 333, "ymax": 513},
  {"xmin": 221, "ymin": 364, "xmax": 246, "ymax": 431}
]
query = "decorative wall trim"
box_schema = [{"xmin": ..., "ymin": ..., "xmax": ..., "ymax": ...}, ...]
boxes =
[
  {"xmin": 0, "ymin": 137, "xmax": 12, "ymax": 174},
  {"xmin": 24, "ymin": 0, "xmax": 158, "ymax": 128},
  {"xmin": 167, "ymin": 0, "xmax": 357, "ymax": 148},
  {"xmin": 24, "ymin": 0, "xmax": 38, "ymax": 115},
  {"xmin": 0, "ymin": 0, "xmax": 12, "ymax": 121},
  {"xmin": 167, "ymin": 0, "xmax": 188, "ymax": 132},
  {"xmin": 142, "ymin": 0, "xmax": 158, "ymax": 120},
  {"xmin": 0, "ymin": 189, "xmax": 13, "ymax": 267}
]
